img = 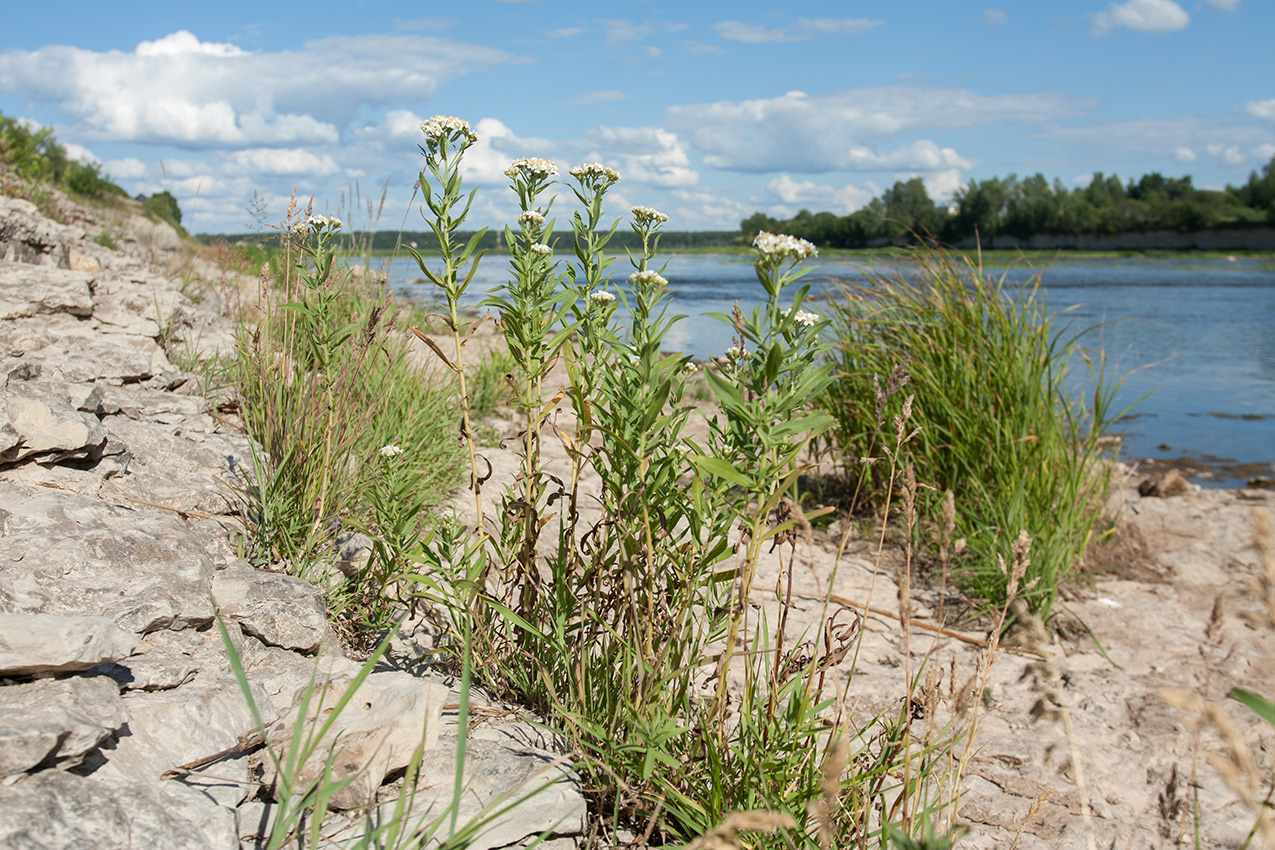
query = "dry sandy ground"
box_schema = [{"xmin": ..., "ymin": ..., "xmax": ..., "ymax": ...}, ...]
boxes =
[{"xmin": 414, "ymin": 327, "xmax": 1275, "ymax": 850}]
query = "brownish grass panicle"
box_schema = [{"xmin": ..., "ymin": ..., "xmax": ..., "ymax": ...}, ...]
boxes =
[
  {"xmin": 807, "ymin": 737, "xmax": 849, "ymax": 850},
  {"xmin": 1245, "ymin": 508, "xmax": 1275, "ymax": 630},
  {"xmin": 685, "ymin": 810, "xmax": 799, "ymax": 850},
  {"xmin": 1159, "ymin": 507, "xmax": 1275, "ymax": 848},
  {"xmin": 1014, "ymin": 594, "xmax": 1099, "ymax": 850}
]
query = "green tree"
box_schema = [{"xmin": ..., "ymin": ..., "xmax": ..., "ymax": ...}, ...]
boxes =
[
  {"xmin": 1004, "ymin": 174, "xmax": 1061, "ymax": 238},
  {"xmin": 880, "ymin": 177, "xmax": 940, "ymax": 239},
  {"xmin": 949, "ymin": 175, "xmax": 1011, "ymax": 241},
  {"xmin": 142, "ymin": 190, "xmax": 182, "ymax": 227}
]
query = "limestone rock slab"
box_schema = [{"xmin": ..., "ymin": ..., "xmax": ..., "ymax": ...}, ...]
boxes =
[
  {"xmin": 213, "ymin": 565, "xmax": 333, "ymax": 654},
  {"xmin": 1, "ymin": 390, "xmax": 108, "ymax": 466},
  {"xmin": 0, "ymin": 265, "xmax": 94, "ymax": 320},
  {"xmin": 257, "ymin": 669, "xmax": 450, "ymax": 811},
  {"xmin": 92, "ymin": 674, "xmax": 273, "ymax": 784},
  {"xmin": 0, "ymin": 770, "xmax": 234, "ymax": 850},
  {"xmin": 0, "ymin": 613, "xmax": 138, "ymax": 676},
  {"xmin": 0, "ymin": 483, "xmax": 215, "ymax": 634},
  {"xmin": 401, "ymin": 726, "xmax": 586, "ymax": 850},
  {"xmin": 0, "ymin": 675, "xmax": 125, "ymax": 775}
]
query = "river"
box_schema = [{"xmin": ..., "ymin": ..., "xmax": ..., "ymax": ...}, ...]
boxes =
[{"xmin": 369, "ymin": 253, "xmax": 1275, "ymax": 487}]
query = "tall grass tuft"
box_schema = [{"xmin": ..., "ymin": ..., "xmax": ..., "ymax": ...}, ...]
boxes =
[
  {"xmin": 230, "ymin": 205, "xmax": 463, "ymax": 624},
  {"xmin": 820, "ymin": 246, "xmax": 1125, "ymax": 616}
]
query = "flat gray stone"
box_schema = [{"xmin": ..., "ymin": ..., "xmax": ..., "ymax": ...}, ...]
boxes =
[
  {"xmin": 97, "ymin": 646, "xmax": 198, "ymax": 692},
  {"xmin": 1, "ymin": 390, "xmax": 109, "ymax": 466},
  {"xmin": 0, "ymin": 770, "xmax": 233, "ymax": 850},
  {"xmin": 92, "ymin": 673, "xmax": 274, "ymax": 785},
  {"xmin": 397, "ymin": 725, "xmax": 586, "ymax": 850},
  {"xmin": 257, "ymin": 669, "xmax": 450, "ymax": 811},
  {"xmin": 212, "ymin": 565, "xmax": 334, "ymax": 654},
  {"xmin": 0, "ymin": 483, "xmax": 215, "ymax": 634},
  {"xmin": 0, "ymin": 265, "xmax": 94, "ymax": 320},
  {"xmin": 94, "ymin": 417, "xmax": 246, "ymax": 516},
  {"xmin": 0, "ymin": 613, "xmax": 138, "ymax": 676},
  {"xmin": 0, "ymin": 675, "xmax": 125, "ymax": 775}
]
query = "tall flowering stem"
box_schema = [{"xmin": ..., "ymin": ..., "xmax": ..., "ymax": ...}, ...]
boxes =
[
  {"xmin": 557, "ymin": 163, "xmax": 623, "ymax": 546},
  {"xmin": 564, "ymin": 162, "xmax": 622, "ymax": 387},
  {"xmin": 703, "ymin": 230, "xmax": 835, "ymax": 715},
  {"xmin": 482, "ymin": 157, "xmax": 571, "ymax": 626},
  {"xmin": 407, "ymin": 117, "xmax": 490, "ymax": 551},
  {"xmin": 284, "ymin": 214, "xmax": 350, "ymax": 554}
]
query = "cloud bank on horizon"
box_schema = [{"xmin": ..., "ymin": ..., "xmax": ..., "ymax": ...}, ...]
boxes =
[{"xmin": 0, "ymin": 0, "xmax": 1269, "ymax": 234}]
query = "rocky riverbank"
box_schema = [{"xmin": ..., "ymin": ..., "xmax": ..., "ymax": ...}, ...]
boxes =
[
  {"xmin": 0, "ymin": 193, "xmax": 585, "ymax": 850},
  {"xmin": 3, "ymin": 189, "xmax": 1273, "ymax": 849}
]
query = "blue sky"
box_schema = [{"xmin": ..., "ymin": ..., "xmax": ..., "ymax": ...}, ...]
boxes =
[{"xmin": 1, "ymin": 0, "xmax": 1271, "ymax": 234}]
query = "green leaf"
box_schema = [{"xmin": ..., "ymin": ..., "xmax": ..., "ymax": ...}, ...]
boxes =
[
  {"xmin": 704, "ymin": 368, "xmax": 744, "ymax": 411},
  {"xmin": 1230, "ymin": 688, "xmax": 1275, "ymax": 728},
  {"xmin": 698, "ymin": 456, "xmax": 750, "ymax": 489}
]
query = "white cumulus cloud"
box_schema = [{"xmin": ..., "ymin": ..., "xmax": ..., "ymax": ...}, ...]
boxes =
[
  {"xmin": 225, "ymin": 148, "xmax": 341, "ymax": 177},
  {"xmin": 766, "ymin": 174, "xmax": 876, "ymax": 213},
  {"xmin": 459, "ymin": 118, "xmax": 556, "ymax": 184},
  {"xmin": 1174, "ymin": 146, "xmax": 1197, "ymax": 162},
  {"xmin": 1207, "ymin": 143, "xmax": 1246, "ymax": 166},
  {"xmin": 666, "ymin": 87, "xmax": 1092, "ymax": 173},
  {"xmin": 0, "ymin": 30, "xmax": 517, "ymax": 147},
  {"xmin": 1244, "ymin": 99, "xmax": 1275, "ymax": 120},
  {"xmin": 1204, "ymin": 0, "xmax": 1241, "ymax": 10},
  {"xmin": 105, "ymin": 157, "xmax": 148, "ymax": 178},
  {"xmin": 583, "ymin": 126, "xmax": 697, "ymax": 188},
  {"xmin": 61, "ymin": 142, "xmax": 98, "ymax": 165},
  {"xmin": 844, "ymin": 140, "xmax": 973, "ymax": 171},
  {"xmin": 1091, "ymin": 0, "xmax": 1189, "ymax": 36},
  {"xmin": 924, "ymin": 169, "xmax": 966, "ymax": 201}
]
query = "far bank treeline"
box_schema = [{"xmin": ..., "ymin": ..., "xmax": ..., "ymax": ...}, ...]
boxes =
[
  {"xmin": 202, "ymin": 156, "xmax": 1275, "ymax": 253},
  {"xmin": 743, "ymin": 156, "xmax": 1275, "ymax": 249}
]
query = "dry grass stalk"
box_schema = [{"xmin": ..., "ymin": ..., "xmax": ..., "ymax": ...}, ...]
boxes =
[
  {"xmin": 1006, "ymin": 790, "xmax": 1055, "ymax": 850},
  {"xmin": 1158, "ymin": 508, "xmax": 1275, "ymax": 848},
  {"xmin": 1159, "ymin": 688, "xmax": 1274, "ymax": 845},
  {"xmin": 807, "ymin": 736, "xmax": 849, "ymax": 850},
  {"xmin": 1012, "ymin": 584, "xmax": 1098, "ymax": 850},
  {"xmin": 684, "ymin": 810, "xmax": 798, "ymax": 850}
]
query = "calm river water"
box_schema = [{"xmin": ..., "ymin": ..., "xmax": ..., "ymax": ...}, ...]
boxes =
[{"xmin": 376, "ymin": 254, "xmax": 1275, "ymax": 486}]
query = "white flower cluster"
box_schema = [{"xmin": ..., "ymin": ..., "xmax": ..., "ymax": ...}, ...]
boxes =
[
  {"xmin": 379, "ymin": 444, "xmax": 404, "ymax": 458},
  {"xmin": 725, "ymin": 346, "xmax": 750, "ymax": 361},
  {"xmin": 569, "ymin": 162, "xmax": 620, "ymax": 183},
  {"xmin": 505, "ymin": 158, "xmax": 558, "ymax": 179},
  {"xmin": 681, "ymin": 361, "xmax": 698, "ymax": 377},
  {"xmin": 628, "ymin": 270, "xmax": 668, "ymax": 289},
  {"xmin": 529, "ymin": 243, "xmax": 553, "ymax": 257},
  {"xmin": 518, "ymin": 210, "xmax": 545, "ymax": 227},
  {"xmin": 588, "ymin": 289, "xmax": 616, "ymax": 304},
  {"xmin": 630, "ymin": 205, "xmax": 668, "ymax": 226},
  {"xmin": 419, "ymin": 115, "xmax": 477, "ymax": 144},
  {"xmin": 794, "ymin": 309, "xmax": 821, "ymax": 328},
  {"xmin": 628, "ymin": 354, "xmax": 641, "ymax": 366},
  {"xmin": 753, "ymin": 231, "xmax": 818, "ymax": 260},
  {"xmin": 293, "ymin": 215, "xmax": 342, "ymax": 234}
]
